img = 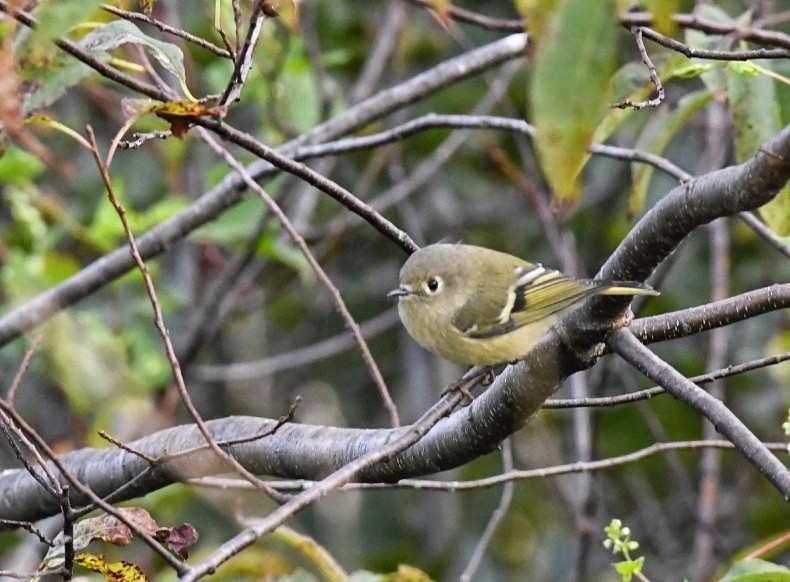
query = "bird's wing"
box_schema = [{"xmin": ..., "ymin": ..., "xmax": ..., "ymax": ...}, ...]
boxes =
[{"xmin": 455, "ymin": 265, "xmax": 602, "ymax": 339}]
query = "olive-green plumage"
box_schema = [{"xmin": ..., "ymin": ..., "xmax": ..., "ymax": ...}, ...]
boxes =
[{"xmin": 388, "ymin": 243, "xmax": 658, "ymax": 366}]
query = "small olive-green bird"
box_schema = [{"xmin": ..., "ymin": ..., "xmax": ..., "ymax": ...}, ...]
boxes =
[{"xmin": 388, "ymin": 243, "xmax": 658, "ymax": 366}]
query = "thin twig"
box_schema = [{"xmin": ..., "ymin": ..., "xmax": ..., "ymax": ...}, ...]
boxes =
[
  {"xmin": 197, "ymin": 127, "xmax": 402, "ymax": 428},
  {"xmin": 219, "ymin": 0, "xmax": 268, "ymax": 106},
  {"xmin": 613, "ymin": 27, "xmax": 664, "ymax": 109},
  {"xmin": 101, "ymin": 4, "xmax": 233, "ymax": 58},
  {"xmin": 349, "ymin": 0, "xmax": 408, "ymax": 103},
  {"xmin": 692, "ymin": 216, "xmax": 730, "ymax": 581},
  {"xmin": 744, "ymin": 530, "xmax": 790, "ymax": 560},
  {"xmin": 118, "ymin": 130, "xmax": 173, "ymax": 149},
  {"xmin": 232, "ymin": 0, "xmax": 243, "ymax": 55},
  {"xmin": 189, "ymin": 440, "xmax": 789, "ymax": 493},
  {"xmin": 180, "ymin": 378, "xmax": 477, "ymax": 582},
  {"xmin": 288, "ymin": 114, "xmax": 535, "ymax": 161},
  {"xmin": 459, "ymin": 438, "xmax": 514, "ymax": 582},
  {"xmin": 6, "ymin": 334, "xmax": 43, "ymax": 404},
  {"xmin": 0, "ymin": 519, "xmax": 54, "ymax": 546},
  {"xmin": 193, "ymin": 310, "xmax": 399, "ymax": 381},
  {"xmin": 589, "ymin": 144, "xmax": 692, "ymax": 182},
  {"xmin": 544, "ymin": 349, "xmax": 790, "ymax": 408},
  {"xmin": 199, "ymin": 117, "xmax": 418, "ymax": 253},
  {"xmin": 407, "ymin": 0, "xmax": 524, "ymax": 31},
  {"xmin": 97, "ymin": 431, "xmax": 159, "ymax": 465},
  {"xmin": 640, "ymin": 26, "xmax": 790, "ymax": 60},
  {"xmin": 0, "ymin": 2, "xmax": 169, "ymax": 102},
  {"xmin": 60, "ymin": 485, "xmax": 74, "ymax": 579},
  {"xmin": 0, "ymin": 401, "xmax": 185, "ymax": 572},
  {"xmin": 632, "ymin": 283, "xmax": 790, "ymax": 344},
  {"xmin": 177, "ymin": 214, "xmax": 271, "ymax": 365},
  {"xmin": 86, "ymin": 127, "xmax": 289, "ymax": 504},
  {"xmin": 320, "ymin": 63, "xmax": 520, "ymax": 239},
  {"xmin": 738, "ymin": 212, "xmax": 790, "ymax": 260},
  {"xmin": 0, "ymin": 33, "xmax": 529, "ymax": 348},
  {"xmin": 620, "ymin": 11, "xmax": 790, "ymax": 51},
  {"xmin": 0, "ymin": 408, "xmax": 61, "ymax": 498}
]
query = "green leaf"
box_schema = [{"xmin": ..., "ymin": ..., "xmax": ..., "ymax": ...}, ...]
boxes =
[
  {"xmin": 42, "ymin": 311, "xmax": 143, "ymax": 412},
  {"xmin": 629, "ymin": 89, "xmax": 712, "ymax": 216},
  {"xmin": 517, "ymin": 0, "xmax": 564, "ymax": 42},
  {"xmin": 613, "ymin": 560, "xmax": 635, "ymax": 581},
  {"xmin": 530, "ymin": 0, "xmax": 617, "ymax": 204},
  {"xmin": 670, "ymin": 62, "xmax": 716, "ymax": 79},
  {"xmin": 641, "ymin": 0, "xmax": 681, "ymax": 35},
  {"xmin": 257, "ymin": 233, "xmax": 313, "ymax": 283},
  {"xmin": 277, "ymin": 39, "xmax": 321, "ymax": 134},
  {"xmin": 191, "ymin": 196, "xmax": 266, "ymax": 246},
  {"xmin": 718, "ymin": 558, "xmax": 790, "ymax": 582},
  {"xmin": 78, "ymin": 20, "xmax": 188, "ymax": 90},
  {"xmin": 33, "ymin": 0, "xmax": 103, "ymax": 42},
  {"xmin": 24, "ymin": 60, "xmax": 95, "ymax": 114},
  {"xmin": 726, "ymin": 61, "xmax": 787, "ymax": 235},
  {"xmin": 728, "ymin": 61, "xmax": 763, "ymax": 77},
  {"xmin": 727, "ymin": 64, "xmax": 781, "ymax": 162},
  {"xmin": 0, "ymin": 146, "xmax": 46, "ymax": 184},
  {"xmin": 684, "ymin": 4, "xmax": 737, "ymax": 100},
  {"xmin": 73, "ymin": 553, "xmax": 150, "ymax": 581}
]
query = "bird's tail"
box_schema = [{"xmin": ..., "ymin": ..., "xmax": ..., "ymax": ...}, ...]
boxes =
[{"xmin": 600, "ymin": 281, "xmax": 660, "ymax": 296}]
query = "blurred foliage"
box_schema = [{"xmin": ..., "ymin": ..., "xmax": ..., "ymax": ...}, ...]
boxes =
[{"xmin": 0, "ymin": 0, "xmax": 788, "ymax": 580}]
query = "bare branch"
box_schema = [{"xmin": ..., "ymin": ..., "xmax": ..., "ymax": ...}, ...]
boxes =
[
  {"xmin": 639, "ymin": 25, "xmax": 790, "ymax": 59},
  {"xmin": 608, "ymin": 329, "xmax": 790, "ymax": 498},
  {"xmin": 101, "ymin": 5, "xmax": 233, "ymax": 58},
  {"xmin": 620, "ymin": 11, "xmax": 790, "ymax": 50},
  {"xmin": 632, "ymin": 284, "xmax": 790, "ymax": 344},
  {"xmin": 613, "ymin": 27, "xmax": 664, "ymax": 109}
]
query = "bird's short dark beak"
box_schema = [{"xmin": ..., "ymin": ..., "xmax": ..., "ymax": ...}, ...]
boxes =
[{"xmin": 387, "ymin": 286, "xmax": 410, "ymax": 298}]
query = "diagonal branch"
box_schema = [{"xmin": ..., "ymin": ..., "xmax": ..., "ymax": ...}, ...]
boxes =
[{"xmin": 607, "ymin": 328, "xmax": 790, "ymax": 498}]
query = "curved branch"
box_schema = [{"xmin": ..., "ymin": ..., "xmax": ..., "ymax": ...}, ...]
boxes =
[
  {"xmin": 1, "ymin": 125, "xmax": 788, "ymax": 522},
  {"xmin": 599, "ymin": 125, "xmax": 790, "ymax": 283}
]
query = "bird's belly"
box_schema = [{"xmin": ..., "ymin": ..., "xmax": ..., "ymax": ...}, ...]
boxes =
[{"xmin": 440, "ymin": 317, "xmax": 559, "ymax": 366}]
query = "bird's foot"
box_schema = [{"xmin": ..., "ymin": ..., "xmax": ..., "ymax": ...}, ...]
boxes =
[{"xmin": 441, "ymin": 379, "xmax": 474, "ymax": 404}]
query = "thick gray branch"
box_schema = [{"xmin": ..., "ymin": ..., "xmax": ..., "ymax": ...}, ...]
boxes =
[{"xmin": 0, "ymin": 82, "xmax": 787, "ymax": 528}]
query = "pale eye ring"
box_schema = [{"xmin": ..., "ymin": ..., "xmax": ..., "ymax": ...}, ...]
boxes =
[{"xmin": 426, "ymin": 276, "xmax": 442, "ymax": 294}]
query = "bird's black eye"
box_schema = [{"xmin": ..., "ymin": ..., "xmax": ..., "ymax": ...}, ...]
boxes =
[{"xmin": 426, "ymin": 277, "xmax": 441, "ymax": 293}]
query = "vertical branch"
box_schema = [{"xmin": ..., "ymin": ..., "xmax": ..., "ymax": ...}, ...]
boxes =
[
  {"xmin": 692, "ymin": 218, "xmax": 731, "ymax": 580},
  {"xmin": 692, "ymin": 101, "xmax": 731, "ymax": 581},
  {"xmin": 459, "ymin": 438, "xmax": 515, "ymax": 582}
]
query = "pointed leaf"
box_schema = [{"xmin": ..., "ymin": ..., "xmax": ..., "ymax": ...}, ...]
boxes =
[
  {"xmin": 34, "ymin": 0, "xmax": 103, "ymax": 42},
  {"xmin": 79, "ymin": 20, "xmax": 188, "ymax": 90},
  {"xmin": 726, "ymin": 61, "xmax": 787, "ymax": 235},
  {"xmin": 530, "ymin": 0, "xmax": 617, "ymax": 204},
  {"xmin": 24, "ymin": 61, "xmax": 95, "ymax": 114},
  {"xmin": 718, "ymin": 558, "xmax": 790, "ymax": 582}
]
